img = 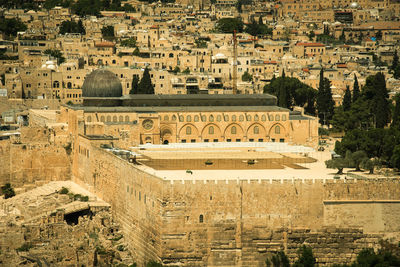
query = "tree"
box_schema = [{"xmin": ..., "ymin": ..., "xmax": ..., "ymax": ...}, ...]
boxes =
[
  {"xmin": 1, "ymin": 183, "xmax": 15, "ymax": 199},
  {"xmin": 264, "ymin": 77, "xmax": 317, "ymax": 114},
  {"xmin": 130, "ymin": 75, "xmax": 139, "ymax": 94},
  {"xmin": 244, "ymin": 20, "xmax": 272, "ymax": 36},
  {"xmin": 266, "ymin": 251, "xmax": 290, "ymax": 267},
  {"xmin": 293, "ymin": 246, "xmax": 316, "ymax": 267},
  {"xmin": 101, "ymin": 25, "xmax": 115, "ymax": 41},
  {"xmin": 59, "ymin": 20, "xmax": 85, "ymax": 35},
  {"xmin": 258, "ymin": 16, "xmax": 263, "ymax": 25},
  {"xmin": 375, "ymin": 30, "xmax": 382, "ymax": 41},
  {"xmin": 361, "ymin": 158, "xmax": 379, "ymax": 174},
  {"xmin": 308, "ymin": 30, "xmax": 315, "ymax": 41},
  {"xmin": 352, "ymin": 74, "xmax": 360, "ymax": 103},
  {"xmin": 391, "ymin": 50, "xmax": 400, "ymax": 79},
  {"xmin": 182, "ymin": 68, "xmax": 190, "ymax": 74},
  {"xmin": 44, "ymin": 49, "xmax": 65, "ymax": 65},
  {"xmin": 325, "ymin": 157, "xmax": 348, "ymax": 174},
  {"xmin": 146, "ymin": 261, "xmax": 163, "ymax": 267},
  {"xmin": 120, "ymin": 37, "xmax": 136, "ymax": 48},
  {"xmin": 317, "ymin": 69, "xmax": 335, "ymax": 125},
  {"xmin": 343, "ymin": 85, "xmax": 352, "ymax": 111},
  {"xmin": 133, "ymin": 47, "xmax": 140, "ymax": 56},
  {"xmin": 0, "ymin": 18, "xmax": 27, "ymax": 37},
  {"xmin": 392, "ymin": 93, "xmax": 400, "ymax": 129},
  {"xmin": 241, "ymin": 71, "xmax": 252, "ymax": 82},
  {"xmin": 137, "ymin": 68, "xmax": 154, "ymax": 94},
  {"xmin": 348, "ymin": 150, "xmax": 368, "ymax": 171},
  {"xmin": 215, "ymin": 18, "xmax": 244, "ymax": 33}
]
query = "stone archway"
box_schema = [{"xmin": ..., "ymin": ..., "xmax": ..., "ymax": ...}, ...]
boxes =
[
  {"xmin": 246, "ymin": 123, "xmax": 266, "ymax": 142},
  {"xmin": 161, "ymin": 128, "xmax": 173, "ymax": 144},
  {"xmin": 268, "ymin": 123, "xmax": 286, "ymax": 143},
  {"xmin": 201, "ymin": 123, "xmax": 222, "ymax": 142},
  {"xmin": 224, "ymin": 123, "xmax": 244, "ymax": 142}
]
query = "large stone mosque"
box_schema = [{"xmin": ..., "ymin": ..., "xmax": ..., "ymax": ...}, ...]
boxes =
[{"xmin": 60, "ymin": 68, "xmax": 318, "ymax": 148}]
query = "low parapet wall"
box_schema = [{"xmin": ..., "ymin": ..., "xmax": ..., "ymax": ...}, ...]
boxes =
[{"xmin": 73, "ymin": 146, "xmax": 400, "ymax": 266}]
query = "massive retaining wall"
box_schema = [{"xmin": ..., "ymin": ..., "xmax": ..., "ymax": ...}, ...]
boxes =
[{"xmin": 73, "ymin": 144, "xmax": 400, "ymax": 266}]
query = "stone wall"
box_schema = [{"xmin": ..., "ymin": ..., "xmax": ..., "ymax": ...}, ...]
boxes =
[{"xmin": 73, "ymin": 145, "xmax": 400, "ymax": 266}]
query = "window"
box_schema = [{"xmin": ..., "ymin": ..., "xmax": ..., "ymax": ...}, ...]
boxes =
[
  {"xmin": 269, "ymin": 115, "xmax": 274, "ymax": 121},
  {"xmin": 282, "ymin": 114, "xmax": 287, "ymax": 121},
  {"xmin": 113, "ymin": 116, "xmax": 117, "ymax": 122},
  {"xmin": 246, "ymin": 115, "xmax": 251, "ymax": 121},
  {"xmin": 179, "ymin": 115, "xmax": 184, "ymax": 122},
  {"xmin": 275, "ymin": 125, "xmax": 280, "ymax": 134},
  {"xmin": 107, "ymin": 116, "xmax": 111, "ymax": 122},
  {"xmin": 261, "ymin": 115, "xmax": 266, "ymax": 121},
  {"xmin": 213, "ymin": 139, "xmax": 218, "ymax": 142},
  {"xmin": 236, "ymin": 139, "xmax": 241, "ymax": 142},
  {"xmin": 119, "ymin": 115, "xmax": 123, "ymax": 122},
  {"xmin": 199, "ymin": 214, "xmax": 204, "ymax": 223},
  {"xmin": 224, "ymin": 115, "xmax": 229, "ymax": 122},
  {"xmin": 172, "ymin": 115, "xmax": 177, "ymax": 121},
  {"xmin": 280, "ymin": 138, "xmax": 285, "ymax": 142},
  {"xmin": 87, "ymin": 116, "xmax": 92, "ymax": 122},
  {"xmin": 254, "ymin": 126, "xmax": 259, "ymax": 134},
  {"xmin": 258, "ymin": 138, "xmax": 263, "ymax": 142},
  {"xmin": 231, "ymin": 126, "xmax": 237, "ymax": 134},
  {"xmin": 216, "ymin": 115, "xmax": 221, "ymax": 122},
  {"xmin": 100, "ymin": 116, "xmax": 105, "ymax": 122},
  {"xmin": 181, "ymin": 139, "xmax": 186, "ymax": 143},
  {"xmin": 239, "ymin": 115, "xmax": 244, "ymax": 121},
  {"xmin": 232, "ymin": 115, "xmax": 237, "ymax": 122},
  {"xmin": 208, "ymin": 126, "xmax": 214, "ymax": 134},
  {"xmin": 209, "ymin": 115, "xmax": 214, "ymax": 122},
  {"xmin": 186, "ymin": 126, "xmax": 192, "ymax": 135},
  {"xmin": 275, "ymin": 115, "xmax": 280, "ymax": 121},
  {"xmin": 194, "ymin": 115, "xmax": 199, "ymax": 122},
  {"xmin": 191, "ymin": 139, "xmax": 196, "ymax": 143},
  {"xmin": 254, "ymin": 115, "xmax": 259, "ymax": 121},
  {"xmin": 201, "ymin": 115, "xmax": 206, "ymax": 122},
  {"xmin": 187, "ymin": 115, "xmax": 191, "ymax": 122},
  {"xmin": 164, "ymin": 115, "xmax": 169, "ymax": 121},
  {"xmin": 125, "ymin": 115, "xmax": 129, "ymax": 122}
]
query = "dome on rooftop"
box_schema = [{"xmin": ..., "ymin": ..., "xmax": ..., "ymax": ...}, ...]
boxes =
[
  {"xmin": 82, "ymin": 69, "xmax": 122, "ymax": 98},
  {"xmin": 350, "ymin": 2, "xmax": 359, "ymax": 8}
]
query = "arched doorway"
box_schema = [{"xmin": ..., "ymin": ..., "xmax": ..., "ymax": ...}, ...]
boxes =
[{"xmin": 161, "ymin": 128, "xmax": 173, "ymax": 144}]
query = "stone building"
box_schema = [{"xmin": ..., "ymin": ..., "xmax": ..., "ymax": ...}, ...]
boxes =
[{"xmin": 60, "ymin": 68, "xmax": 318, "ymax": 148}]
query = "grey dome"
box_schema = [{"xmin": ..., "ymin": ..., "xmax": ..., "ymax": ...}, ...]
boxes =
[{"xmin": 82, "ymin": 69, "xmax": 122, "ymax": 97}]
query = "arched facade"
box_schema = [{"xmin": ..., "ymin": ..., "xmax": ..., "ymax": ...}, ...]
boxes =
[
  {"xmin": 268, "ymin": 123, "xmax": 286, "ymax": 143},
  {"xmin": 178, "ymin": 123, "xmax": 199, "ymax": 142},
  {"xmin": 224, "ymin": 123, "xmax": 244, "ymax": 142},
  {"xmin": 246, "ymin": 123, "xmax": 266, "ymax": 142},
  {"xmin": 201, "ymin": 123, "xmax": 222, "ymax": 142}
]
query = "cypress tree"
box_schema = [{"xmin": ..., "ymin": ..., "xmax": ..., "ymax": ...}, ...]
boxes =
[
  {"xmin": 392, "ymin": 93, "xmax": 400, "ymax": 129},
  {"xmin": 137, "ymin": 67, "xmax": 154, "ymax": 94},
  {"xmin": 353, "ymin": 74, "xmax": 360, "ymax": 102},
  {"xmin": 130, "ymin": 75, "xmax": 139, "ymax": 94},
  {"xmin": 392, "ymin": 50, "xmax": 398, "ymax": 72},
  {"xmin": 281, "ymin": 69, "xmax": 286, "ymax": 78},
  {"xmin": 78, "ymin": 20, "xmax": 86, "ymax": 35},
  {"xmin": 317, "ymin": 69, "xmax": 325, "ymax": 124},
  {"xmin": 374, "ymin": 72, "xmax": 390, "ymax": 128},
  {"xmin": 278, "ymin": 78, "xmax": 289, "ymax": 108},
  {"xmin": 258, "ymin": 15, "xmax": 263, "ymax": 25},
  {"xmin": 343, "ymin": 85, "xmax": 352, "ymax": 111}
]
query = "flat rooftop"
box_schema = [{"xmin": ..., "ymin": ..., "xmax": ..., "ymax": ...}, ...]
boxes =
[{"xmin": 127, "ymin": 142, "xmax": 335, "ymax": 180}]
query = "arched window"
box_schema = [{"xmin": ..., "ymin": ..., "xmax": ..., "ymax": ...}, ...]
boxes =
[
  {"xmin": 169, "ymin": 53, "xmax": 174, "ymax": 58},
  {"xmin": 231, "ymin": 126, "xmax": 237, "ymax": 134},
  {"xmin": 186, "ymin": 126, "xmax": 192, "ymax": 135},
  {"xmin": 254, "ymin": 115, "xmax": 259, "ymax": 121},
  {"xmin": 239, "ymin": 115, "xmax": 244, "ymax": 121},
  {"xmin": 246, "ymin": 115, "xmax": 251, "ymax": 121},
  {"xmin": 172, "ymin": 115, "xmax": 177, "ymax": 121},
  {"xmin": 254, "ymin": 126, "xmax": 259, "ymax": 134},
  {"xmin": 100, "ymin": 116, "xmax": 105, "ymax": 122},
  {"xmin": 113, "ymin": 116, "xmax": 117, "ymax": 122},
  {"xmin": 216, "ymin": 115, "xmax": 221, "ymax": 122},
  {"xmin": 186, "ymin": 115, "xmax": 191, "ymax": 122},
  {"xmin": 208, "ymin": 126, "xmax": 214, "ymax": 134},
  {"xmin": 199, "ymin": 214, "xmax": 204, "ymax": 223},
  {"xmin": 275, "ymin": 125, "xmax": 280, "ymax": 134},
  {"xmin": 164, "ymin": 115, "xmax": 169, "ymax": 121},
  {"xmin": 125, "ymin": 115, "xmax": 129, "ymax": 122},
  {"xmin": 282, "ymin": 114, "xmax": 287, "ymax": 121},
  {"xmin": 179, "ymin": 115, "xmax": 184, "ymax": 122},
  {"xmin": 224, "ymin": 115, "xmax": 229, "ymax": 122},
  {"xmin": 87, "ymin": 116, "xmax": 92, "ymax": 122},
  {"xmin": 53, "ymin": 81, "xmax": 59, "ymax": 88},
  {"xmin": 269, "ymin": 115, "xmax": 274, "ymax": 121},
  {"xmin": 275, "ymin": 115, "xmax": 280, "ymax": 121},
  {"xmin": 194, "ymin": 115, "xmax": 199, "ymax": 122},
  {"xmin": 67, "ymin": 82, "xmax": 72, "ymax": 89},
  {"xmin": 232, "ymin": 115, "xmax": 237, "ymax": 122},
  {"xmin": 209, "ymin": 115, "xmax": 214, "ymax": 122},
  {"xmin": 119, "ymin": 115, "xmax": 123, "ymax": 122},
  {"xmin": 261, "ymin": 115, "xmax": 266, "ymax": 121},
  {"xmin": 106, "ymin": 116, "xmax": 111, "ymax": 122},
  {"xmin": 201, "ymin": 115, "xmax": 206, "ymax": 122}
]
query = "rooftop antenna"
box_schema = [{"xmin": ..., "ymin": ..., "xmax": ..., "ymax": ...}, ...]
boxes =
[{"xmin": 232, "ymin": 30, "xmax": 238, "ymax": 95}]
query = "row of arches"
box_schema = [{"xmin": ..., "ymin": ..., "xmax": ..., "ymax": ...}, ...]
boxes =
[
  {"xmin": 86, "ymin": 115, "xmax": 131, "ymax": 123},
  {"xmin": 161, "ymin": 123, "xmax": 285, "ymax": 144},
  {"xmin": 162, "ymin": 113, "xmax": 287, "ymax": 123}
]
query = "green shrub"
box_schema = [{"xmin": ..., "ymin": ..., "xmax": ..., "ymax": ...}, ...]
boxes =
[
  {"xmin": 1, "ymin": 183, "xmax": 15, "ymax": 199},
  {"xmin": 16, "ymin": 243, "xmax": 33, "ymax": 252},
  {"xmin": 59, "ymin": 187, "xmax": 69, "ymax": 194}
]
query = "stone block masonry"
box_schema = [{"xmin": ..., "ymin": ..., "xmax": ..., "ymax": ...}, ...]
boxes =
[{"xmin": 73, "ymin": 145, "xmax": 400, "ymax": 266}]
